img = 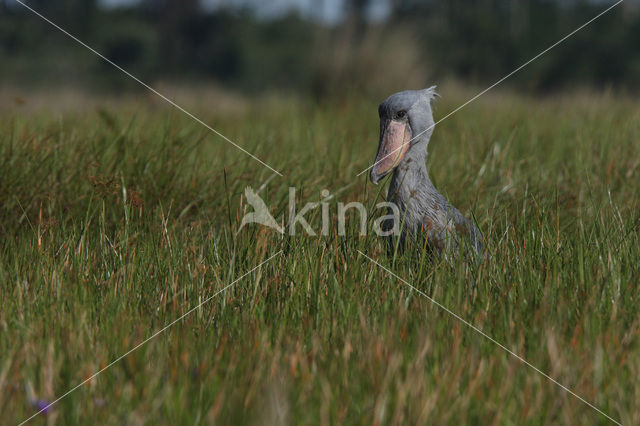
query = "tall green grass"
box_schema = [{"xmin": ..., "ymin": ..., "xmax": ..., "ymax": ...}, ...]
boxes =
[{"xmin": 1, "ymin": 89, "xmax": 639, "ymax": 424}]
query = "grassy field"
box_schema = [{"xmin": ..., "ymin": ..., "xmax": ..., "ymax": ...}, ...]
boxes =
[{"xmin": 1, "ymin": 87, "xmax": 639, "ymax": 425}]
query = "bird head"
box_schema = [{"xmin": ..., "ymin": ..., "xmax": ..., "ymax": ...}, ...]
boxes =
[{"xmin": 370, "ymin": 87, "xmax": 438, "ymax": 184}]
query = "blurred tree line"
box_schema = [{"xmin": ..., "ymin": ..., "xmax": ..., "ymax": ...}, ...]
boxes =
[{"xmin": 0, "ymin": 0, "xmax": 638, "ymax": 97}]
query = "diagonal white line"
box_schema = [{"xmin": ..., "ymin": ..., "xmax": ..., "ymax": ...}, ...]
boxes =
[
  {"xmin": 19, "ymin": 251, "xmax": 283, "ymax": 425},
  {"xmin": 357, "ymin": 250, "xmax": 621, "ymax": 425},
  {"xmin": 13, "ymin": 0, "xmax": 283, "ymax": 177},
  {"xmin": 358, "ymin": 0, "xmax": 625, "ymax": 177}
]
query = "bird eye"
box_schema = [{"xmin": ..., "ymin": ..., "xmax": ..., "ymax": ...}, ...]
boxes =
[{"xmin": 394, "ymin": 111, "xmax": 406, "ymax": 120}]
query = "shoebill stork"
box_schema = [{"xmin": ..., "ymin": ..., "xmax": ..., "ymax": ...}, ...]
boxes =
[{"xmin": 370, "ymin": 87, "xmax": 483, "ymax": 255}]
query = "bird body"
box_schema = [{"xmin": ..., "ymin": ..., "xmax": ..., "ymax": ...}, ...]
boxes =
[{"xmin": 370, "ymin": 88, "xmax": 483, "ymax": 255}]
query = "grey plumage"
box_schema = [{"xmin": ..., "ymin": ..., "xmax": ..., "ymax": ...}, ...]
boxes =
[{"xmin": 370, "ymin": 87, "xmax": 483, "ymax": 255}]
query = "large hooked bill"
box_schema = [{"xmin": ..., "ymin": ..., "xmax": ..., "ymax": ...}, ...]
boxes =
[{"xmin": 370, "ymin": 120, "xmax": 411, "ymax": 184}]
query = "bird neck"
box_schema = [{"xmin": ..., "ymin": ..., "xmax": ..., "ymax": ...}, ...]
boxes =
[
  {"xmin": 388, "ymin": 144, "xmax": 434, "ymax": 199},
  {"xmin": 386, "ymin": 141, "xmax": 458, "ymax": 241}
]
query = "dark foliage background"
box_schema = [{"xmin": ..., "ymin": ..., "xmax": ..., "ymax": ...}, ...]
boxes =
[{"xmin": 1, "ymin": 0, "xmax": 638, "ymax": 96}]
